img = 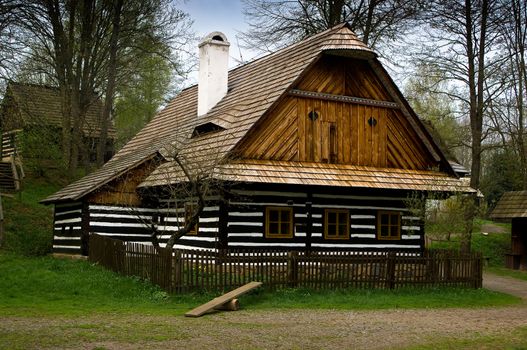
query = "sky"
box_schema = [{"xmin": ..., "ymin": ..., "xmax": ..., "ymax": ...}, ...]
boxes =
[{"xmin": 178, "ymin": 0, "xmax": 258, "ymax": 83}]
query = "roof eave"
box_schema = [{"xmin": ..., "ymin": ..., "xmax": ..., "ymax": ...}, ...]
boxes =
[{"xmin": 40, "ymin": 152, "xmax": 161, "ymax": 204}]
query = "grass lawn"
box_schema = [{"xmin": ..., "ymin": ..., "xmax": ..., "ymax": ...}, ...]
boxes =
[
  {"xmin": 2, "ymin": 178, "xmax": 61, "ymax": 256},
  {"xmin": 0, "ymin": 252, "xmax": 520, "ymax": 318}
]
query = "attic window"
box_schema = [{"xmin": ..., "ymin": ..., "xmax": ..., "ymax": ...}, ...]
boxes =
[
  {"xmin": 192, "ymin": 122, "xmax": 225, "ymax": 137},
  {"xmin": 308, "ymin": 110, "xmax": 319, "ymax": 121},
  {"xmin": 212, "ymin": 35, "xmax": 224, "ymax": 41}
]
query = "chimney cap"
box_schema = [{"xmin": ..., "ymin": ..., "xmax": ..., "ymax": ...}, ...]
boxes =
[{"xmin": 199, "ymin": 31, "xmax": 230, "ymax": 48}]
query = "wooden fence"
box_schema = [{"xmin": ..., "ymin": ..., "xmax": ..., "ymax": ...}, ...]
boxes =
[{"xmin": 89, "ymin": 234, "xmax": 483, "ymax": 293}]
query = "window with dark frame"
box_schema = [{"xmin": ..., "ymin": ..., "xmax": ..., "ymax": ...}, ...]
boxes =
[
  {"xmin": 184, "ymin": 203, "xmax": 198, "ymax": 235},
  {"xmin": 377, "ymin": 211, "xmax": 401, "ymax": 240},
  {"xmin": 324, "ymin": 209, "xmax": 349, "ymax": 239},
  {"xmin": 265, "ymin": 207, "xmax": 294, "ymax": 238}
]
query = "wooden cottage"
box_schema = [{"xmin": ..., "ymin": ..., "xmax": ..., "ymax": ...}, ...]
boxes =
[
  {"xmin": 490, "ymin": 191, "xmax": 527, "ymax": 270},
  {"xmin": 42, "ymin": 24, "xmax": 473, "ymax": 256},
  {"xmin": 0, "ymin": 82, "xmax": 116, "ymax": 164}
]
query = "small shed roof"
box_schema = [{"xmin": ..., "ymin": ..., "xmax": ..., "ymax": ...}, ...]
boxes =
[
  {"xmin": 490, "ymin": 191, "xmax": 527, "ymax": 219},
  {"xmin": 2, "ymin": 82, "xmax": 116, "ymax": 138}
]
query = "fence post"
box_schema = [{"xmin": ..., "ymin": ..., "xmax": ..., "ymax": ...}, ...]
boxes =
[
  {"xmin": 445, "ymin": 251, "xmax": 452, "ymax": 282},
  {"xmin": 288, "ymin": 251, "xmax": 298, "ymax": 287},
  {"xmin": 385, "ymin": 251, "xmax": 396, "ymax": 289},
  {"xmin": 173, "ymin": 250, "xmax": 182, "ymax": 293},
  {"xmin": 474, "ymin": 252, "xmax": 483, "ymax": 289}
]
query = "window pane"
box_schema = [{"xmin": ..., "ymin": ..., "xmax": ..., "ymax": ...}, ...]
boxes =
[
  {"xmin": 380, "ymin": 225, "xmax": 389, "ymax": 236},
  {"xmin": 338, "ymin": 212, "xmax": 348, "ymax": 224},
  {"xmin": 328, "ymin": 211, "xmax": 336, "ymax": 224},
  {"xmin": 281, "ymin": 210, "xmax": 290, "ymax": 222},
  {"xmin": 269, "ymin": 222, "xmax": 279, "ymax": 235},
  {"xmin": 327, "ymin": 223, "xmax": 336, "ymax": 236},
  {"xmin": 391, "ymin": 214, "xmax": 399, "ymax": 226},
  {"xmin": 281, "ymin": 223, "xmax": 290, "ymax": 235},
  {"xmin": 269, "ymin": 209, "xmax": 279, "ymax": 222},
  {"xmin": 338, "ymin": 223, "xmax": 348, "ymax": 236},
  {"xmin": 381, "ymin": 214, "xmax": 389, "ymax": 225}
]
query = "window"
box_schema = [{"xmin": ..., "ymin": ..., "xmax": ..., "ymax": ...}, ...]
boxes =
[
  {"xmin": 265, "ymin": 207, "xmax": 293, "ymax": 238},
  {"xmin": 377, "ymin": 211, "xmax": 401, "ymax": 240},
  {"xmin": 324, "ymin": 209, "xmax": 349, "ymax": 239},
  {"xmin": 184, "ymin": 203, "xmax": 198, "ymax": 235}
]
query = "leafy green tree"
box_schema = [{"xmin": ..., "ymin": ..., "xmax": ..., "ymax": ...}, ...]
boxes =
[
  {"xmin": 114, "ymin": 51, "xmax": 173, "ymax": 150},
  {"xmin": 404, "ymin": 63, "xmax": 469, "ymax": 164},
  {"xmin": 480, "ymin": 149, "xmax": 523, "ymax": 210}
]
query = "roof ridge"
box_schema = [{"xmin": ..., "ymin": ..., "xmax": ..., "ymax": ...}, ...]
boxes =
[
  {"xmin": 8, "ymin": 81, "xmax": 60, "ymax": 91},
  {"xmin": 225, "ymin": 22, "xmax": 362, "ymax": 76}
]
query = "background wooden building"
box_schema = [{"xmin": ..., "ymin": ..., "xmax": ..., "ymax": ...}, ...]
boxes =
[
  {"xmin": 0, "ymin": 82, "xmax": 116, "ymax": 167},
  {"xmin": 490, "ymin": 191, "xmax": 527, "ymax": 270},
  {"xmin": 42, "ymin": 24, "xmax": 473, "ymax": 256}
]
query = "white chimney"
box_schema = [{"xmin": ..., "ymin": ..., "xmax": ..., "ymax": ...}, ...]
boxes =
[{"xmin": 197, "ymin": 32, "xmax": 230, "ymax": 117}]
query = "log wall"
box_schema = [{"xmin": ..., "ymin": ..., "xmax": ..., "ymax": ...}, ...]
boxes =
[{"xmin": 52, "ymin": 201, "xmax": 83, "ymax": 254}]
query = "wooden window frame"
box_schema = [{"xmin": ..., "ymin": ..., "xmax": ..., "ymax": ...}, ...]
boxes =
[
  {"xmin": 377, "ymin": 211, "xmax": 401, "ymax": 240},
  {"xmin": 184, "ymin": 202, "xmax": 198, "ymax": 235},
  {"xmin": 324, "ymin": 209, "xmax": 350, "ymax": 240},
  {"xmin": 265, "ymin": 206, "xmax": 294, "ymax": 239}
]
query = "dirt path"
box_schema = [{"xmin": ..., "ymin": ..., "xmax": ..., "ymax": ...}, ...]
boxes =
[
  {"xmin": 483, "ymin": 272, "xmax": 527, "ymax": 300},
  {"xmin": 2, "ymin": 274, "xmax": 527, "ymax": 350}
]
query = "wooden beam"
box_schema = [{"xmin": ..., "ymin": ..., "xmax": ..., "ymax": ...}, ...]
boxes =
[
  {"xmin": 185, "ymin": 281, "xmax": 262, "ymax": 317},
  {"xmin": 288, "ymin": 89, "xmax": 400, "ymax": 109}
]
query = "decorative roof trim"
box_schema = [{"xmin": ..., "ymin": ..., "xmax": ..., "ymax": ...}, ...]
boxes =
[{"xmin": 289, "ymin": 89, "xmax": 400, "ymax": 109}]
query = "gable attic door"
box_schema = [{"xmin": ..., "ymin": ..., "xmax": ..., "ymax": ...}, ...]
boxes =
[{"xmin": 239, "ymin": 54, "xmax": 438, "ymax": 171}]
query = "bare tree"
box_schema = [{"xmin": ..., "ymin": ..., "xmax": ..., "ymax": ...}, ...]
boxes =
[
  {"xmin": 488, "ymin": 0, "xmax": 527, "ymax": 189},
  {"xmin": 117, "ymin": 132, "xmax": 235, "ymax": 251},
  {"xmin": 411, "ymin": 0, "xmax": 504, "ymax": 252},
  {"xmin": 240, "ymin": 0, "xmax": 423, "ymax": 53}
]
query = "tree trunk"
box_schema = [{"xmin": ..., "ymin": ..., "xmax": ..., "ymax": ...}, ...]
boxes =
[
  {"xmin": 97, "ymin": 0, "xmax": 123, "ymax": 167},
  {"xmin": 363, "ymin": 0, "xmax": 377, "ymax": 45},
  {"xmin": 328, "ymin": 0, "xmax": 345, "ymax": 26}
]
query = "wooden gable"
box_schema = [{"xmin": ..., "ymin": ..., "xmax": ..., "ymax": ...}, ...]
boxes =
[{"xmin": 238, "ymin": 55, "xmax": 439, "ymax": 171}]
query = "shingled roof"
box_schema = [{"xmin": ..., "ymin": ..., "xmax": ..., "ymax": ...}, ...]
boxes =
[
  {"xmin": 490, "ymin": 191, "xmax": 527, "ymax": 219},
  {"xmin": 43, "ymin": 23, "xmax": 469, "ymax": 204},
  {"xmin": 2, "ymin": 82, "xmax": 116, "ymax": 138}
]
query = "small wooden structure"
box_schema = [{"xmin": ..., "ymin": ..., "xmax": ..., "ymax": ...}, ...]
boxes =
[
  {"xmin": 0, "ymin": 82, "xmax": 116, "ymax": 165},
  {"xmin": 490, "ymin": 191, "xmax": 527, "ymax": 270},
  {"xmin": 185, "ymin": 282, "xmax": 262, "ymax": 317}
]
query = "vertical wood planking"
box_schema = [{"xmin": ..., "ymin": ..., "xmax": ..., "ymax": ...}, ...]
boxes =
[{"xmin": 297, "ymin": 97, "xmax": 305, "ymax": 161}]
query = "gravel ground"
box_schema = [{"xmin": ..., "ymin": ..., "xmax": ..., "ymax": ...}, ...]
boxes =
[{"xmin": 2, "ymin": 273, "xmax": 526, "ymax": 350}]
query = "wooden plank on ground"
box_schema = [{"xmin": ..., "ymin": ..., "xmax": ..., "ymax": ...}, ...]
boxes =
[{"xmin": 185, "ymin": 281, "xmax": 262, "ymax": 317}]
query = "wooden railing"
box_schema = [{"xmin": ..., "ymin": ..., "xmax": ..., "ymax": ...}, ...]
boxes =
[{"xmin": 89, "ymin": 234, "xmax": 483, "ymax": 294}]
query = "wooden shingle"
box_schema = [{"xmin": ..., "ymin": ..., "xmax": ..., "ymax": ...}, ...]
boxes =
[
  {"xmin": 490, "ymin": 191, "xmax": 527, "ymax": 219},
  {"xmin": 3, "ymin": 82, "xmax": 115, "ymax": 138}
]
